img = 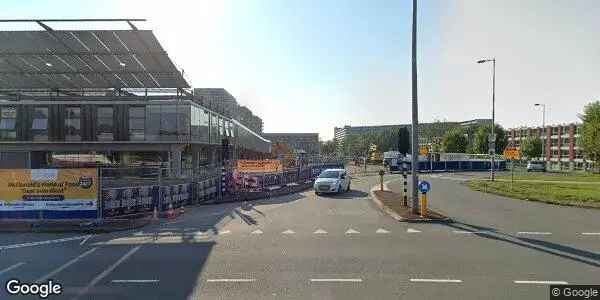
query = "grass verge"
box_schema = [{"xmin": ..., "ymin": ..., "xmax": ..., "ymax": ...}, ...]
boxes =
[
  {"xmin": 467, "ymin": 179, "xmax": 600, "ymax": 208},
  {"xmin": 497, "ymin": 173, "xmax": 600, "ymax": 183}
]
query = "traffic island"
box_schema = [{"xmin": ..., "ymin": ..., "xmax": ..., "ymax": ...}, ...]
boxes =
[{"xmin": 370, "ymin": 189, "xmax": 452, "ymax": 223}]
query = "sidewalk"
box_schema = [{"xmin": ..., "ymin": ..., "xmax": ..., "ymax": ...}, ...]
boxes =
[{"xmin": 370, "ymin": 187, "xmax": 451, "ymax": 223}]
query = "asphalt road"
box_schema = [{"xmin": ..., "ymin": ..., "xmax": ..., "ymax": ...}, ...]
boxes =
[{"xmin": 1, "ymin": 172, "xmax": 598, "ymax": 299}]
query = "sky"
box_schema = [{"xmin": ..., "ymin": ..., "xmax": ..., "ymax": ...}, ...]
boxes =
[{"xmin": 2, "ymin": 0, "xmax": 599, "ymax": 140}]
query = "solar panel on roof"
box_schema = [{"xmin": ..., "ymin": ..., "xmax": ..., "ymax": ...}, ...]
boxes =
[{"xmin": 0, "ymin": 30, "xmax": 188, "ymax": 89}]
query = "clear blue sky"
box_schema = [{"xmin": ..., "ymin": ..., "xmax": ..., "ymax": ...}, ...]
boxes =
[{"xmin": 2, "ymin": 1, "xmax": 599, "ymax": 140}]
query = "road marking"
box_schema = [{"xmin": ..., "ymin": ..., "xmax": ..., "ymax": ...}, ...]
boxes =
[
  {"xmin": 410, "ymin": 279, "xmax": 462, "ymax": 283},
  {"xmin": 0, "ymin": 262, "xmax": 25, "ymax": 276},
  {"xmin": 514, "ymin": 280, "xmax": 568, "ymax": 285},
  {"xmin": 313, "ymin": 229, "xmax": 328, "ymax": 234},
  {"xmin": 206, "ymin": 278, "xmax": 255, "ymax": 282},
  {"xmin": 282, "ymin": 229, "xmax": 295, "ymax": 235},
  {"xmin": 376, "ymin": 228, "xmax": 390, "ymax": 234},
  {"xmin": 250, "ymin": 229, "xmax": 263, "ymax": 234},
  {"xmin": 581, "ymin": 232, "xmax": 600, "ymax": 235},
  {"xmin": 36, "ymin": 247, "xmax": 98, "ymax": 283},
  {"xmin": 80, "ymin": 235, "xmax": 92, "ymax": 245},
  {"xmin": 73, "ymin": 246, "xmax": 141, "ymax": 300},
  {"xmin": 0, "ymin": 235, "xmax": 91, "ymax": 250},
  {"xmin": 407, "ymin": 228, "xmax": 421, "ymax": 233},
  {"xmin": 345, "ymin": 228, "xmax": 360, "ymax": 234},
  {"xmin": 517, "ymin": 232, "xmax": 552, "ymax": 235},
  {"xmin": 219, "ymin": 230, "xmax": 232, "ymax": 235},
  {"xmin": 310, "ymin": 278, "xmax": 363, "ymax": 282},
  {"xmin": 111, "ymin": 279, "xmax": 159, "ymax": 283},
  {"xmin": 453, "ymin": 230, "xmax": 492, "ymax": 234}
]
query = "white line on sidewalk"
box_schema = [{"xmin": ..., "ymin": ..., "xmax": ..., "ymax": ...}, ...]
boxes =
[
  {"xmin": 36, "ymin": 247, "xmax": 98, "ymax": 283},
  {"xmin": 111, "ymin": 279, "xmax": 159, "ymax": 283},
  {"xmin": 206, "ymin": 279, "xmax": 256, "ymax": 282},
  {"xmin": 517, "ymin": 232, "xmax": 552, "ymax": 235},
  {"xmin": 0, "ymin": 235, "xmax": 91, "ymax": 250},
  {"xmin": 410, "ymin": 279, "xmax": 462, "ymax": 283},
  {"xmin": 0, "ymin": 262, "xmax": 25, "ymax": 276},
  {"xmin": 310, "ymin": 278, "xmax": 363, "ymax": 282},
  {"xmin": 73, "ymin": 246, "xmax": 141, "ymax": 300},
  {"xmin": 581, "ymin": 232, "xmax": 600, "ymax": 235},
  {"xmin": 514, "ymin": 280, "xmax": 568, "ymax": 285}
]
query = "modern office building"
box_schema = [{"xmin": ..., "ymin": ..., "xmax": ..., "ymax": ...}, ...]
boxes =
[
  {"xmin": 507, "ymin": 123, "xmax": 586, "ymax": 170},
  {"xmin": 0, "ymin": 20, "xmax": 270, "ymax": 172},
  {"xmin": 261, "ymin": 133, "xmax": 320, "ymax": 155},
  {"xmin": 333, "ymin": 119, "xmax": 492, "ymax": 152},
  {"xmin": 238, "ymin": 105, "xmax": 263, "ymax": 134}
]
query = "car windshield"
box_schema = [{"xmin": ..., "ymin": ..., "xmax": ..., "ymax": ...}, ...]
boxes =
[{"xmin": 318, "ymin": 171, "xmax": 340, "ymax": 178}]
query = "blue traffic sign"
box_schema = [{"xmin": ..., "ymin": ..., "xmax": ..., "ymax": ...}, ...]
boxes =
[{"xmin": 418, "ymin": 181, "xmax": 431, "ymax": 193}]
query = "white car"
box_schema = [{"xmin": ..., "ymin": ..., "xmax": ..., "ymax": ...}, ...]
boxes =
[{"xmin": 314, "ymin": 169, "xmax": 351, "ymax": 195}]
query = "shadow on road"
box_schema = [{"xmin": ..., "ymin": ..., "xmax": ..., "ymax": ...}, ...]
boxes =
[
  {"xmin": 320, "ymin": 190, "xmax": 369, "ymax": 199},
  {"xmin": 445, "ymin": 221, "xmax": 600, "ymax": 268}
]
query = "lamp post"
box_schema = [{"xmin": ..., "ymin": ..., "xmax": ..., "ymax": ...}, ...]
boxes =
[
  {"xmin": 477, "ymin": 58, "xmax": 496, "ymax": 181},
  {"xmin": 410, "ymin": 0, "xmax": 420, "ymax": 213},
  {"xmin": 534, "ymin": 103, "xmax": 546, "ymax": 162}
]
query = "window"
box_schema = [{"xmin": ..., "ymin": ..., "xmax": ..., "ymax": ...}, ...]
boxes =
[
  {"xmin": 32, "ymin": 107, "xmax": 48, "ymax": 141},
  {"xmin": 65, "ymin": 106, "xmax": 81, "ymax": 141},
  {"xmin": 177, "ymin": 105, "xmax": 190, "ymax": 140},
  {"xmin": 0, "ymin": 106, "xmax": 17, "ymax": 140},
  {"xmin": 146, "ymin": 105, "xmax": 161, "ymax": 141},
  {"xmin": 129, "ymin": 106, "xmax": 145, "ymax": 141},
  {"xmin": 160, "ymin": 105, "xmax": 178, "ymax": 140},
  {"xmin": 97, "ymin": 106, "xmax": 113, "ymax": 141}
]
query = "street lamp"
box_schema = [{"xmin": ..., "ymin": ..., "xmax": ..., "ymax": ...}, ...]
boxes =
[
  {"xmin": 477, "ymin": 58, "xmax": 496, "ymax": 181},
  {"xmin": 534, "ymin": 103, "xmax": 546, "ymax": 162}
]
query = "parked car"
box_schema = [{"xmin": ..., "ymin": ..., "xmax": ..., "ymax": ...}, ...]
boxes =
[
  {"xmin": 527, "ymin": 160, "xmax": 546, "ymax": 172},
  {"xmin": 314, "ymin": 169, "xmax": 351, "ymax": 195}
]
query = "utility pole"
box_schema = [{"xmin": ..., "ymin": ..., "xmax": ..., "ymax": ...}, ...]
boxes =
[
  {"xmin": 477, "ymin": 58, "xmax": 496, "ymax": 181},
  {"xmin": 410, "ymin": 0, "xmax": 420, "ymax": 213}
]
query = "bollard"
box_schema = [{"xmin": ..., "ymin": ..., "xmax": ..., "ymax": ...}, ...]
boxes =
[
  {"xmin": 378, "ymin": 169, "xmax": 385, "ymax": 191},
  {"xmin": 420, "ymin": 192, "xmax": 428, "ymax": 217},
  {"xmin": 402, "ymin": 163, "xmax": 408, "ymax": 206}
]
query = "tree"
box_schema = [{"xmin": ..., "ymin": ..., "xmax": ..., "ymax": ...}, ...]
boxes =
[
  {"xmin": 520, "ymin": 136, "xmax": 542, "ymax": 160},
  {"xmin": 580, "ymin": 101, "xmax": 600, "ymax": 171},
  {"xmin": 343, "ymin": 133, "xmax": 374, "ymax": 157},
  {"xmin": 471, "ymin": 124, "xmax": 507, "ymax": 154},
  {"xmin": 442, "ymin": 128, "xmax": 469, "ymax": 153},
  {"xmin": 320, "ymin": 140, "xmax": 337, "ymax": 155},
  {"xmin": 397, "ymin": 127, "xmax": 411, "ymax": 155}
]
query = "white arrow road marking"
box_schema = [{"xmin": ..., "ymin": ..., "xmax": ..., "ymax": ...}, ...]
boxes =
[
  {"xmin": 313, "ymin": 229, "xmax": 328, "ymax": 234},
  {"xmin": 36, "ymin": 248, "xmax": 98, "ymax": 283},
  {"xmin": 345, "ymin": 228, "xmax": 360, "ymax": 234},
  {"xmin": 0, "ymin": 235, "xmax": 91, "ymax": 250},
  {"xmin": 73, "ymin": 246, "xmax": 141, "ymax": 300},
  {"xmin": 0, "ymin": 262, "xmax": 25, "ymax": 276},
  {"xmin": 514, "ymin": 280, "xmax": 568, "ymax": 285},
  {"xmin": 376, "ymin": 228, "xmax": 390, "ymax": 234},
  {"xmin": 282, "ymin": 229, "xmax": 295, "ymax": 235},
  {"xmin": 407, "ymin": 228, "xmax": 421, "ymax": 233},
  {"xmin": 219, "ymin": 230, "xmax": 232, "ymax": 235},
  {"xmin": 410, "ymin": 279, "xmax": 462, "ymax": 283},
  {"xmin": 250, "ymin": 229, "xmax": 263, "ymax": 234}
]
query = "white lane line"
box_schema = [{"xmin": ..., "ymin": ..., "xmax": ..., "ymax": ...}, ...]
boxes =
[
  {"xmin": 345, "ymin": 228, "xmax": 360, "ymax": 234},
  {"xmin": 514, "ymin": 280, "xmax": 568, "ymax": 285},
  {"xmin": 517, "ymin": 232, "xmax": 552, "ymax": 235},
  {"xmin": 36, "ymin": 247, "xmax": 98, "ymax": 283},
  {"xmin": 581, "ymin": 232, "xmax": 600, "ymax": 235},
  {"xmin": 410, "ymin": 279, "xmax": 462, "ymax": 283},
  {"xmin": 313, "ymin": 229, "xmax": 328, "ymax": 234},
  {"xmin": 206, "ymin": 279, "xmax": 255, "ymax": 282},
  {"xmin": 407, "ymin": 228, "xmax": 421, "ymax": 233},
  {"xmin": 250, "ymin": 229, "xmax": 263, "ymax": 234},
  {"xmin": 80, "ymin": 235, "xmax": 92, "ymax": 245},
  {"xmin": 111, "ymin": 279, "xmax": 159, "ymax": 283},
  {"xmin": 310, "ymin": 278, "xmax": 363, "ymax": 282},
  {"xmin": 282, "ymin": 229, "xmax": 295, "ymax": 235},
  {"xmin": 0, "ymin": 262, "xmax": 25, "ymax": 276},
  {"xmin": 376, "ymin": 228, "xmax": 390, "ymax": 234},
  {"xmin": 0, "ymin": 235, "xmax": 91, "ymax": 250},
  {"xmin": 73, "ymin": 246, "xmax": 141, "ymax": 300}
]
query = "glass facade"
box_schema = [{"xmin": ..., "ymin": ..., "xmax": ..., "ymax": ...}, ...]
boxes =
[
  {"xmin": 97, "ymin": 106, "xmax": 114, "ymax": 141},
  {"xmin": 129, "ymin": 106, "xmax": 145, "ymax": 141},
  {"xmin": 0, "ymin": 106, "xmax": 17, "ymax": 140},
  {"xmin": 65, "ymin": 106, "xmax": 81, "ymax": 141},
  {"xmin": 32, "ymin": 106, "xmax": 48, "ymax": 141},
  {"xmin": 191, "ymin": 105, "xmax": 210, "ymax": 143}
]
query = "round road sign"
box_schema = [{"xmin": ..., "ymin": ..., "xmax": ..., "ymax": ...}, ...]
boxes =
[{"xmin": 418, "ymin": 181, "xmax": 431, "ymax": 193}]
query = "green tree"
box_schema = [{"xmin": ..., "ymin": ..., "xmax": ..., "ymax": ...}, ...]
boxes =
[
  {"xmin": 442, "ymin": 128, "xmax": 469, "ymax": 153},
  {"xmin": 579, "ymin": 101, "xmax": 600, "ymax": 171},
  {"xmin": 520, "ymin": 136, "xmax": 542, "ymax": 160},
  {"xmin": 471, "ymin": 124, "xmax": 508, "ymax": 154},
  {"xmin": 343, "ymin": 133, "xmax": 375, "ymax": 157},
  {"xmin": 397, "ymin": 127, "xmax": 411, "ymax": 155}
]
